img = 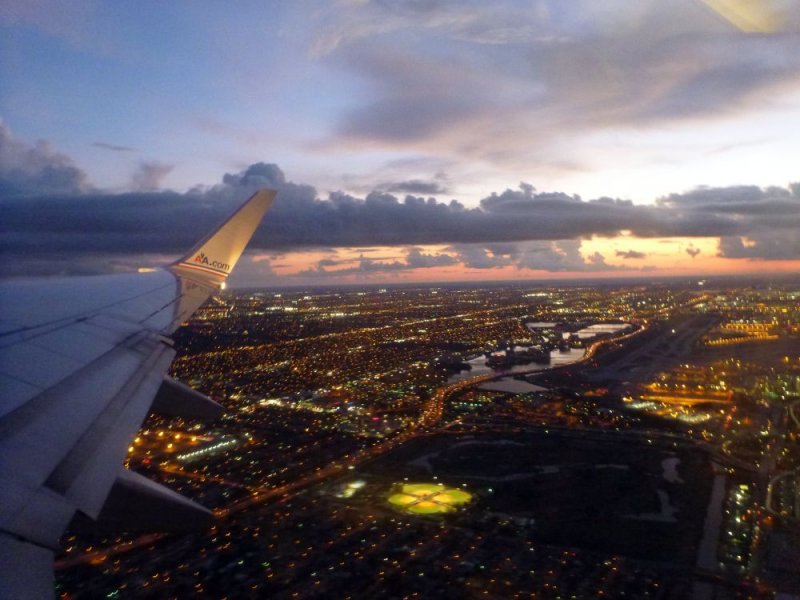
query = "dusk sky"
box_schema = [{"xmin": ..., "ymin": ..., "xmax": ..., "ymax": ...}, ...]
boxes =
[{"xmin": 1, "ymin": 0, "xmax": 799, "ymax": 287}]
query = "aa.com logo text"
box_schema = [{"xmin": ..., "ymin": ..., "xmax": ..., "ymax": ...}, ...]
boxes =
[{"xmin": 194, "ymin": 252, "xmax": 230, "ymax": 272}]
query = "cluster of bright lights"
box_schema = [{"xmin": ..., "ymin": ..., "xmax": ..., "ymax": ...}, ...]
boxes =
[
  {"xmin": 388, "ymin": 483, "xmax": 472, "ymax": 515},
  {"xmin": 176, "ymin": 437, "xmax": 238, "ymax": 462},
  {"xmin": 628, "ymin": 401, "xmax": 659, "ymax": 410},
  {"xmin": 336, "ymin": 480, "xmax": 366, "ymax": 499},
  {"xmin": 676, "ymin": 413, "xmax": 711, "ymax": 424}
]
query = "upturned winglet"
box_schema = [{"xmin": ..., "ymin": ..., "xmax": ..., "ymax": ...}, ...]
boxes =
[{"xmin": 171, "ymin": 189, "xmax": 275, "ymax": 283}]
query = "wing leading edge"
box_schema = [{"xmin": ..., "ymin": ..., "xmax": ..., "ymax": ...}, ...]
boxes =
[{"xmin": 0, "ymin": 189, "xmax": 275, "ymax": 599}]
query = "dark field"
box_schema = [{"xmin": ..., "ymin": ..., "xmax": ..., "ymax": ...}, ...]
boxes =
[{"xmin": 362, "ymin": 431, "xmax": 714, "ymax": 564}]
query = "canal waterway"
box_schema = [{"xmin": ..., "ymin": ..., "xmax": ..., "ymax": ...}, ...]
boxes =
[
  {"xmin": 447, "ymin": 321, "xmax": 631, "ymax": 384},
  {"xmin": 447, "ymin": 347, "xmax": 584, "ymax": 384}
]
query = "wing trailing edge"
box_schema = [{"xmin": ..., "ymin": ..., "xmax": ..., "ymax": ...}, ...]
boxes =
[
  {"xmin": 70, "ymin": 469, "xmax": 213, "ymax": 534},
  {"xmin": 151, "ymin": 376, "xmax": 224, "ymax": 420}
]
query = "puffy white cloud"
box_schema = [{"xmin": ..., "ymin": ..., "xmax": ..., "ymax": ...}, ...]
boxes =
[
  {"xmin": 130, "ymin": 161, "xmax": 174, "ymax": 192},
  {"xmin": 0, "ymin": 122, "xmax": 90, "ymax": 196}
]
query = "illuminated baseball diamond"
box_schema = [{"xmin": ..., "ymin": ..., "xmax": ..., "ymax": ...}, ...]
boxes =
[{"xmin": 388, "ymin": 483, "xmax": 472, "ymax": 515}]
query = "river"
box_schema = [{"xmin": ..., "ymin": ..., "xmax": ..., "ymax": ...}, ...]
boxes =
[{"xmin": 447, "ymin": 347, "xmax": 584, "ymax": 384}]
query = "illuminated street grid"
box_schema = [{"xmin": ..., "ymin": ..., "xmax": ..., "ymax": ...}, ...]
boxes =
[{"xmin": 55, "ymin": 281, "xmax": 800, "ymax": 598}]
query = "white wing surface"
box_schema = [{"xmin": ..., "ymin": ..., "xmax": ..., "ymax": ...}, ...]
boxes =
[{"xmin": 0, "ymin": 189, "xmax": 274, "ymax": 599}]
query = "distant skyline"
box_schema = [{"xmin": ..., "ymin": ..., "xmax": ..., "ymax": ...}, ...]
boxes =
[{"xmin": 1, "ymin": 1, "xmax": 799, "ymax": 286}]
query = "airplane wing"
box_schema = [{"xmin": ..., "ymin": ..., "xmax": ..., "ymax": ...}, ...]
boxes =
[{"xmin": 0, "ymin": 189, "xmax": 275, "ymax": 599}]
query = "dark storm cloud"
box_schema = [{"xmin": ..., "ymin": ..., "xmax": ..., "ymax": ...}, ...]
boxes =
[
  {"xmin": 514, "ymin": 241, "xmax": 618, "ymax": 273},
  {"xmin": 656, "ymin": 185, "xmax": 800, "ymax": 235},
  {"xmin": 615, "ymin": 250, "xmax": 647, "ymax": 259},
  {"xmin": 718, "ymin": 232, "xmax": 800, "ymax": 261},
  {"xmin": 298, "ymin": 246, "xmax": 458, "ymax": 279},
  {"xmin": 382, "ymin": 179, "xmax": 448, "ymax": 195},
  {"xmin": 450, "ymin": 244, "xmax": 515, "ymax": 269},
  {"xmin": 406, "ymin": 247, "xmax": 458, "ymax": 268},
  {"xmin": 443, "ymin": 240, "xmax": 632, "ymax": 274},
  {"xmin": 660, "ymin": 184, "xmax": 800, "ymax": 260},
  {"xmin": 298, "ymin": 255, "xmax": 407, "ymax": 278},
  {"xmin": 1, "ymin": 158, "xmax": 798, "ymax": 276},
  {"xmin": 296, "ymin": 240, "xmax": 638, "ymax": 279},
  {"xmin": 657, "ymin": 184, "xmax": 798, "ymax": 208}
]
